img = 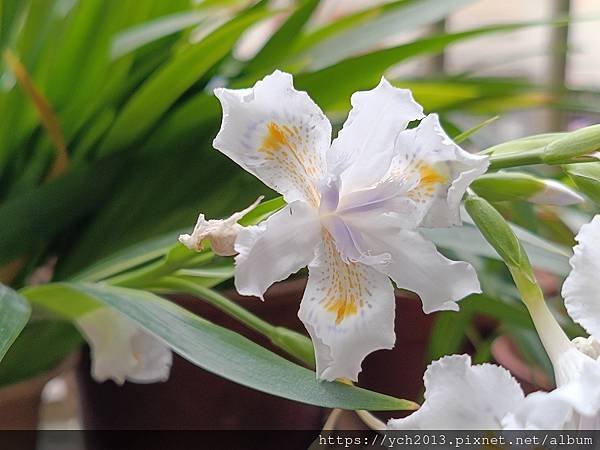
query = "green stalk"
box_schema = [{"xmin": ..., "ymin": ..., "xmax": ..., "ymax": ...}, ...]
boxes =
[
  {"xmin": 465, "ymin": 192, "xmax": 572, "ymax": 369},
  {"xmin": 107, "ymin": 252, "xmax": 212, "ymax": 287},
  {"xmin": 153, "ymin": 276, "xmax": 316, "ymax": 369},
  {"xmin": 488, "ymin": 148, "xmax": 546, "ymax": 170},
  {"xmin": 488, "ymin": 147, "xmax": 599, "ymax": 171},
  {"xmin": 508, "ymin": 269, "xmax": 572, "ymax": 364}
]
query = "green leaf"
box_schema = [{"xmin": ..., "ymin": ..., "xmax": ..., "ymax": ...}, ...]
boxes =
[
  {"xmin": 174, "ymin": 265, "xmax": 234, "ymax": 288},
  {"xmin": 0, "ymin": 283, "xmax": 31, "ymax": 362},
  {"xmin": 295, "ymin": 0, "xmax": 476, "ymax": 70},
  {"xmin": 0, "ymin": 157, "xmax": 121, "ymax": 266},
  {"xmin": 68, "ymin": 193, "xmax": 282, "ymax": 284},
  {"xmin": 472, "ymin": 337, "xmax": 494, "ymax": 364},
  {"xmin": 46, "ymin": 0, "xmax": 150, "ymax": 138},
  {"xmin": 21, "ymin": 283, "xmax": 100, "ymax": 319},
  {"xmin": 71, "ymin": 108, "xmax": 116, "ymax": 163},
  {"xmin": 68, "ymin": 229, "xmax": 186, "ymax": 282},
  {"xmin": 244, "ymin": 0, "xmax": 319, "ymax": 74},
  {"xmin": 111, "ymin": 10, "xmax": 207, "ymax": 60},
  {"xmin": 292, "ymin": 1, "xmax": 382, "ymax": 55},
  {"xmin": 142, "ymin": 92, "xmax": 220, "ymax": 153},
  {"xmin": 186, "ymin": 260, "xmax": 234, "ymax": 278},
  {"xmin": 296, "ymin": 22, "xmax": 546, "ymax": 111},
  {"xmin": 238, "ymin": 196, "xmax": 285, "ymax": 226},
  {"xmin": 564, "ymin": 162, "xmax": 600, "ymax": 205},
  {"xmin": 427, "ymin": 309, "xmax": 474, "ymax": 362},
  {"xmin": 0, "ymin": 0, "xmax": 29, "ymax": 50},
  {"xmin": 61, "ymin": 282, "xmax": 417, "ymax": 411},
  {"xmin": 62, "ymin": 0, "xmax": 169, "ymax": 141},
  {"xmin": 423, "ymin": 216, "xmax": 571, "ymax": 276},
  {"xmin": 453, "ymin": 116, "xmax": 498, "ymax": 144},
  {"xmin": 44, "ymin": 0, "xmax": 108, "ymax": 107},
  {"xmin": 427, "ymin": 293, "xmax": 532, "ymax": 364},
  {"xmin": 461, "ymin": 294, "xmax": 532, "ymax": 329},
  {"xmin": 0, "ymin": 319, "xmax": 81, "ymax": 387},
  {"xmin": 505, "ymin": 324, "xmax": 554, "ymax": 383},
  {"xmin": 56, "ymin": 145, "xmax": 265, "ymax": 278},
  {"xmin": 99, "ymin": 7, "xmax": 271, "ymax": 154}
]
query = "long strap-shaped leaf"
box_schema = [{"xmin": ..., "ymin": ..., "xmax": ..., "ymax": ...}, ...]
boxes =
[
  {"xmin": 0, "ymin": 283, "xmax": 31, "ymax": 362},
  {"xmin": 295, "ymin": 0, "xmax": 476, "ymax": 70},
  {"xmin": 99, "ymin": 6, "xmax": 272, "ymax": 154},
  {"xmin": 296, "ymin": 20, "xmax": 565, "ymax": 110},
  {"xmin": 68, "ymin": 197, "xmax": 285, "ymax": 282},
  {"xmin": 0, "ymin": 156, "xmax": 122, "ymax": 266},
  {"xmin": 51, "ymin": 282, "xmax": 417, "ymax": 411},
  {"xmin": 243, "ymin": 0, "xmax": 319, "ymax": 74}
]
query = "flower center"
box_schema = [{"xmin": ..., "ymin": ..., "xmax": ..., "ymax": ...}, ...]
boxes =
[{"xmin": 316, "ymin": 177, "xmax": 391, "ymax": 265}]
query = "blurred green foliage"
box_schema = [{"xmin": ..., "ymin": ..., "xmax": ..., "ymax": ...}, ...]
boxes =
[
  {"xmin": 0, "ymin": 0, "xmax": 596, "ymax": 385},
  {"xmin": 0, "ymin": 0, "xmax": 570, "ymax": 285}
]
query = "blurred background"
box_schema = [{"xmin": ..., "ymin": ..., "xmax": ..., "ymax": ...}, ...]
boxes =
[{"xmin": 0, "ymin": 0, "xmax": 598, "ymax": 435}]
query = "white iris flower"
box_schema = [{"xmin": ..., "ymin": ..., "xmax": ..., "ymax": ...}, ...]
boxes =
[
  {"xmin": 76, "ymin": 307, "xmax": 172, "ymax": 385},
  {"xmin": 389, "ymin": 215, "xmax": 600, "ymax": 430},
  {"xmin": 204, "ymin": 70, "xmax": 488, "ymax": 381},
  {"xmin": 387, "ymin": 354, "xmax": 573, "ymax": 430}
]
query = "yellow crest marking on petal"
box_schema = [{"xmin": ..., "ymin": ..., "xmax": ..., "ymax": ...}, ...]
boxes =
[
  {"xmin": 320, "ymin": 233, "xmax": 363, "ymax": 325},
  {"xmin": 260, "ymin": 122, "xmax": 290, "ymax": 157},
  {"xmin": 419, "ymin": 164, "xmax": 446, "ymax": 187},
  {"xmin": 325, "ymin": 297, "xmax": 358, "ymax": 325},
  {"xmin": 259, "ymin": 121, "xmax": 321, "ymax": 206}
]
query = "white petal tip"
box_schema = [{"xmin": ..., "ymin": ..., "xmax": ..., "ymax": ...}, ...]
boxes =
[
  {"xmin": 422, "ymin": 301, "xmax": 460, "ymax": 315},
  {"xmin": 377, "ymin": 76, "xmax": 392, "ymax": 87},
  {"xmin": 178, "ymin": 234, "xmax": 195, "ymax": 249},
  {"xmin": 213, "ymin": 86, "xmax": 232, "ymax": 102},
  {"xmin": 234, "ymin": 285, "xmax": 265, "ymax": 301},
  {"xmin": 256, "ymin": 70, "xmax": 294, "ymax": 91}
]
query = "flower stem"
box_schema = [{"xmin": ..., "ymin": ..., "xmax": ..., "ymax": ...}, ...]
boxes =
[
  {"xmin": 157, "ymin": 276, "xmax": 275, "ymax": 335},
  {"xmin": 321, "ymin": 409, "xmax": 343, "ymax": 431},
  {"xmin": 356, "ymin": 410, "xmax": 386, "ymax": 431},
  {"xmin": 107, "ymin": 252, "xmax": 212, "ymax": 287},
  {"xmin": 465, "ymin": 191, "xmax": 574, "ymax": 377},
  {"xmin": 488, "ymin": 148, "xmax": 598, "ymax": 170},
  {"xmin": 509, "ymin": 269, "xmax": 572, "ymax": 366},
  {"xmin": 488, "ymin": 148, "xmax": 546, "ymax": 170},
  {"xmin": 153, "ymin": 276, "xmax": 316, "ymax": 369}
]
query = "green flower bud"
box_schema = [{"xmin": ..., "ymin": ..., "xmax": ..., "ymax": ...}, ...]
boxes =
[
  {"xmin": 564, "ymin": 162, "xmax": 600, "ymax": 205},
  {"xmin": 464, "ymin": 193, "xmax": 534, "ymax": 279},
  {"xmin": 543, "ymin": 124, "xmax": 600, "ymax": 165},
  {"xmin": 483, "ymin": 132, "xmax": 564, "ymax": 156},
  {"xmin": 471, "ymin": 172, "xmax": 583, "ymax": 205}
]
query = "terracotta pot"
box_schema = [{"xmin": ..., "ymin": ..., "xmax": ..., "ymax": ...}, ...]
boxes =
[
  {"xmin": 76, "ymin": 279, "xmax": 462, "ymax": 430},
  {"xmin": 491, "ymin": 335, "xmax": 553, "ymax": 394},
  {"xmin": 77, "ymin": 279, "xmax": 324, "ymax": 431},
  {"xmin": 0, "ymin": 352, "xmax": 78, "ymax": 450},
  {"xmin": 0, "ymin": 353, "xmax": 78, "ymax": 431}
]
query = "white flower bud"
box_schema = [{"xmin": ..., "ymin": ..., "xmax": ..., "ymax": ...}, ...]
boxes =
[{"xmin": 179, "ymin": 196, "xmax": 263, "ymax": 256}]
